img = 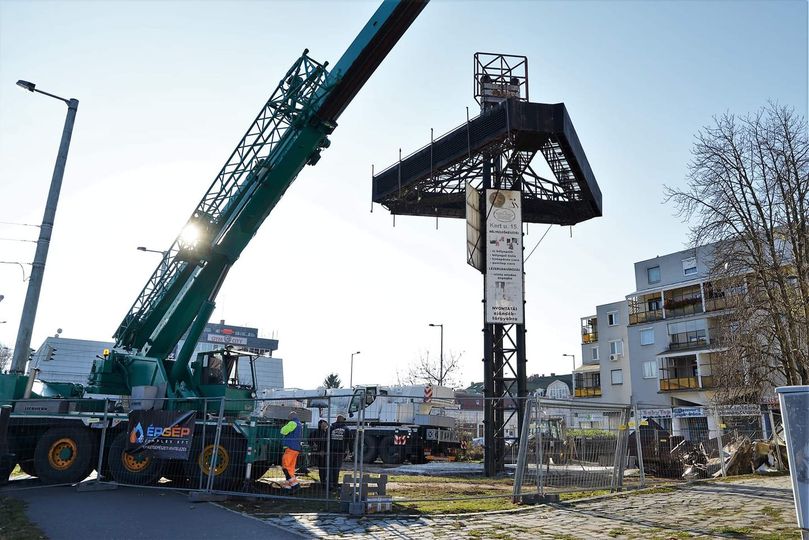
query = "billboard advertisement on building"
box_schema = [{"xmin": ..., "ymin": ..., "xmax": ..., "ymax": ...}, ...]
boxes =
[{"xmin": 484, "ymin": 189, "xmax": 523, "ymax": 324}]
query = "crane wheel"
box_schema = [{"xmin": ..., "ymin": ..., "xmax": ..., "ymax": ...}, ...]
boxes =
[
  {"xmin": 186, "ymin": 435, "xmax": 245, "ymax": 489},
  {"xmin": 108, "ymin": 431, "xmax": 164, "ymax": 485},
  {"xmin": 378, "ymin": 435, "xmax": 405, "ymax": 465},
  {"xmin": 33, "ymin": 427, "xmax": 96, "ymax": 485},
  {"xmin": 360, "ymin": 434, "xmax": 379, "ymax": 464}
]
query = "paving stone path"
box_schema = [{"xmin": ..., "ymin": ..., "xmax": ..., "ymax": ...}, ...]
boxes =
[{"xmin": 230, "ymin": 475, "xmax": 801, "ymax": 539}]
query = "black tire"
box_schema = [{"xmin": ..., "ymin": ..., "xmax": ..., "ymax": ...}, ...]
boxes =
[
  {"xmin": 360, "ymin": 434, "xmax": 379, "ymax": 464},
  {"xmin": 33, "ymin": 427, "xmax": 96, "ymax": 485},
  {"xmin": 185, "ymin": 433, "xmax": 246, "ymax": 490},
  {"xmin": 18, "ymin": 459, "xmax": 37, "ymax": 477},
  {"xmin": 378, "ymin": 435, "xmax": 405, "ymax": 465},
  {"xmin": 108, "ymin": 432, "xmax": 164, "ymax": 486}
]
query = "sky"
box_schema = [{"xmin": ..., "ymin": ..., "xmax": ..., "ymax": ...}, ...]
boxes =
[{"xmin": 0, "ymin": 0, "xmax": 806, "ymax": 389}]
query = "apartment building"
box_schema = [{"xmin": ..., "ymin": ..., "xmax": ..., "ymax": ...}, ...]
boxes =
[{"xmin": 575, "ymin": 245, "xmax": 763, "ymax": 438}]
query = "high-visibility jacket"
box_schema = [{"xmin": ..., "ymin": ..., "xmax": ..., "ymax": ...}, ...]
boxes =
[{"xmin": 281, "ymin": 418, "xmax": 303, "ymax": 451}]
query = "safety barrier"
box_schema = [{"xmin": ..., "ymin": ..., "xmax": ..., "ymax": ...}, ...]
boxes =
[{"xmin": 1, "ymin": 394, "xmax": 783, "ymax": 515}]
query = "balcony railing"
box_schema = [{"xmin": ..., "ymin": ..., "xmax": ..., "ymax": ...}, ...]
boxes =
[
  {"xmin": 669, "ymin": 331, "xmax": 709, "ymax": 351},
  {"xmin": 628, "ymin": 309, "xmax": 664, "ymax": 325},
  {"xmin": 575, "ymin": 387, "xmax": 602, "ymax": 398},
  {"xmin": 705, "ymin": 296, "xmax": 729, "ymax": 312},
  {"xmin": 659, "ymin": 377, "xmax": 700, "ymax": 391}
]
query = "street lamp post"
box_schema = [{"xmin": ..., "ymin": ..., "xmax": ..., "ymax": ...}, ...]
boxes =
[
  {"xmin": 563, "ymin": 353, "xmax": 576, "ymax": 398},
  {"xmin": 137, "ymin": 246, "xmax": 169, "ymax": 274},
  {"xmin": 349, "ymin": 351, "xmax": 360, "ymax": 388},
  {"xmin": 429, "ymin": 323, "xmax": 444, "ymax": 386},
  {"xmin": 9, "ymin": 81, "xmax": 79, "ymax": 374}
]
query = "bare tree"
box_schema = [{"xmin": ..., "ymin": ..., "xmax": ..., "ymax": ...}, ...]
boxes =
[
  {"xmin": 397, "ymin": 350, "xmax": 464, "ymax": 388},
  {"xmin": 666, "ymin": 103, "xmax": 808, "ymax": 402},
  {"xmin": 0, "ymin": 343, "xmax": 11, "ymax": 373}
]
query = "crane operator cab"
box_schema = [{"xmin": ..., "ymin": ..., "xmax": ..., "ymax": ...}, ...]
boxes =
[
  {"xmin": 190, "ymin": 347, "xmax": 262, "ymax": 412},
  {"xmin": 348, "ymin": 386, "xmax": 378, "ymax": 417}
]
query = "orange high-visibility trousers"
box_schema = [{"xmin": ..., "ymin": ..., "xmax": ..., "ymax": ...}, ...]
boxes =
[{"xmin": 282, "ymin": 448, "xmax": 300, "ymax": 485}]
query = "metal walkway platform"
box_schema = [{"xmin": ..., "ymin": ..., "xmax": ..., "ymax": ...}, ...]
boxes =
[{"xmin": 372, "ymin": 100, "xmax": 602, "ymax": 226}]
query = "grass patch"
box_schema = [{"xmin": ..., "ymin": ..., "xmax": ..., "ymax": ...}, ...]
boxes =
[
  {"xmin": 759, "ymin": 505, "xmax": 782, "ymax": 520},
  {"xmin": 607, "ymin": 528, "xmax": 627, "ymax": 537},
  {"xmin": 387, "ymin": 474, "xmax": 512, "ymax": 485},
  {"xmin": 0, "ymin": 497, "xmax": 47, "ymax": 540},
  {"xmin": 750, "ymin": 532, "xmax": 801, "ymax": 540},
  {"xmin": 558, "ymin": 490, "xmax": 610, "ymax": 501}
]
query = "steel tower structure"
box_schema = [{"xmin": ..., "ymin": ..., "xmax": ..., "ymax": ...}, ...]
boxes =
[{"xmin": 372, "ymin": 53, "xmax": 602, "ymax": 475}]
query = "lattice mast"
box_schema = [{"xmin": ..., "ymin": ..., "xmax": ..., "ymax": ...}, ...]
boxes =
[{"xmin": 371, "ymin": 52, "xmax": 602, "ymax": 476}]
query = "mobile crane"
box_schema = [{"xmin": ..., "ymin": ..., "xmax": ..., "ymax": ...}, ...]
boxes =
[{"xmin": 0, "ymin": 0, "xmax": 428, "ymax": 487}]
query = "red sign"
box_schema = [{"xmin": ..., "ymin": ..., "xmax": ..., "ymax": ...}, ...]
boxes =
[{"xmin": 424, "ymin": 385, "xmax": 433, "ymax": 403}]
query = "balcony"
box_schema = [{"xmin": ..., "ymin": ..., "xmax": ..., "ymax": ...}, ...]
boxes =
[
  {"xmin": 581, "ymin": 316, "xmax": 598, "ymax": 344},
  {"xmin": 659, "ymin": 354, "xmax": 714, "ymax": 392},
  {"xmin": 663, "ymin": 285, "xmax": 704, "ymax": 318},
  {"xmin": 575, "ymin": 386, "xmax": 602, "ymax": 398},
  {"xmin": 574, "ymin": 370, "xmax": 601, "ymax": 398},
  {"xmin": 628, "ymin": 293, "xmax": 664, "ymax": 325}
]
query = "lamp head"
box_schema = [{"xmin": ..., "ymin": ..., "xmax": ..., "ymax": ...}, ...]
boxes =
[{"xmin": 16, "ymin": 80, "xmax": 36, "ymax": 92}]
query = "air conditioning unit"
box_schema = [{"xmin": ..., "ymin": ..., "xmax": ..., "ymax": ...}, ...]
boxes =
[{"xmin": 609, "ymin": 353, "xmax": 623, "ymax": 361}]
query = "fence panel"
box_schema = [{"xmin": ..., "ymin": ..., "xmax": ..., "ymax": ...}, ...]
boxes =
[{"xmin": 514, "ymin": 398, "xmax": 634, "ymax": 501}]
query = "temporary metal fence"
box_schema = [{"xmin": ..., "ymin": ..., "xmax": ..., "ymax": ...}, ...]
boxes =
[
  {"xmin": 512, "ymin": 398, "xmax": 633, "ymax": 502},
  {"xmin": 0, "ymin": 394, "xmax": 785, "ymax": 515}
]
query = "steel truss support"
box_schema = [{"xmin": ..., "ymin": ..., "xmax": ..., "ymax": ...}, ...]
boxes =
[{"xmin": 483, "ymin": 322, "xmax": 527, "ymax": 476}]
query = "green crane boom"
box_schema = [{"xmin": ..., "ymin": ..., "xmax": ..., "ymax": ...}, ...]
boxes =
[{"xmin": 90, "ymin": 0, "xmax": 428, "ymax": 397}]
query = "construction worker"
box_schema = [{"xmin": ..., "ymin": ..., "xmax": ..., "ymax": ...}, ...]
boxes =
[
  {"xmin": 280, "ymin": 410, "xmax": 303, "ymax": 489},
  {"xmin": 308, "ymin": 419, "xmax": 329, "ymax": 489},
  {"xmin": 328, "ymin": 414, "xmax": 353, "ymax": 492}
]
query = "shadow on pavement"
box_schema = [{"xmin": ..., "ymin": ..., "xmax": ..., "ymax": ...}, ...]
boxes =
[{"xmin": 1, "ymin": 482, "xmax": 303, "ymax": 540}]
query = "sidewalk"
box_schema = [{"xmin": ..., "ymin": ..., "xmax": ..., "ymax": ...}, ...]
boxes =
[
  {"xmin": 3, "ymin": 482, "xmax": 302, "ymax": 540},
  {"xmin": 248, "ymin": 475, "xmax": 801, "ymax": 539}
]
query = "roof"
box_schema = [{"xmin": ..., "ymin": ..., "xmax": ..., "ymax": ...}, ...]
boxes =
[
  {"xmin": 464, "ymin": 373, "xmax": 573, "ymax": 394},
  {"xmin": 573, "ymin": 363, "xmax": 601, "ymax": 373}
]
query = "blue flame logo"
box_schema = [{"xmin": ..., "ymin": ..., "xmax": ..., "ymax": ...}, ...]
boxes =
[{"xmin": 130, "ymin": 422, "xmax": 144, "ymax": 444}]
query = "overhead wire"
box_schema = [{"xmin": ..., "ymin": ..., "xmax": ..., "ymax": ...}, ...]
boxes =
[{"xmin": 524, "ymin": 224, "xmax": 553, "ymax": 263}]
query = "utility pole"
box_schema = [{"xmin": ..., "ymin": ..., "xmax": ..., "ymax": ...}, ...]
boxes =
[{"xmin": 9, "ymin": 81, "xmax": 78, "ymax": 374}]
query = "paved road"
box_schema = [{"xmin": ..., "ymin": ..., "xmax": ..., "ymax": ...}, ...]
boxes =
[
  {"xmin": 2, "ymin": 482, "xmax": 302, "ymax": 540},
  {"xmin": 246, "ymin": 475, "xmax": 801, "ymax": 539}
]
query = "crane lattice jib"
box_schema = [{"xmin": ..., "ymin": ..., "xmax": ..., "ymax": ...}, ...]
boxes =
[
  {"xmin": 114, "ymin": 0, "xmax": 428, "ymax": 354},
  {"xmin": 114, "ymin": 54, "xmax": 331, "ymax": 351}
]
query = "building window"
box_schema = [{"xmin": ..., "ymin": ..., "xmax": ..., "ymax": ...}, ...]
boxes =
[
  {"xmin": 640, "ymin": 328, "xmax": 655, "ymax": 346},
  {"xmin": 611, "ymin": 369, "xmax": 623, "ymax": 385},
  {"xmin": 607, "ymin": 311, "xmax": 619, "ymax": 326},
  {"xmin": 682, "ymin": 257, "xmax": 697, "ymax": 276},
  {"xmin": 591, "ymin": 347, "xmax": 599, "ymax": 361},
  {"xmin": 643, "ymin": 360, "xmax": 657, "ymax": 379},
  {"xmin": 609, "ymin": 340, "xmax": 624, "ymax": 356},
  {"xmin": 648, "ymin": 266, "xmax": 661, "ymax": 284}
]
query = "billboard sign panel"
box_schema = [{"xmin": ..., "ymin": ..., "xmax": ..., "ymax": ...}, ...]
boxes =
[
  {"xmin": 466, "ymin": 182, "xmax": 483, "ymax": 272},
  {"xmin": 484, "ymin": 189, "xmax": 523, "ymax": 324}
]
